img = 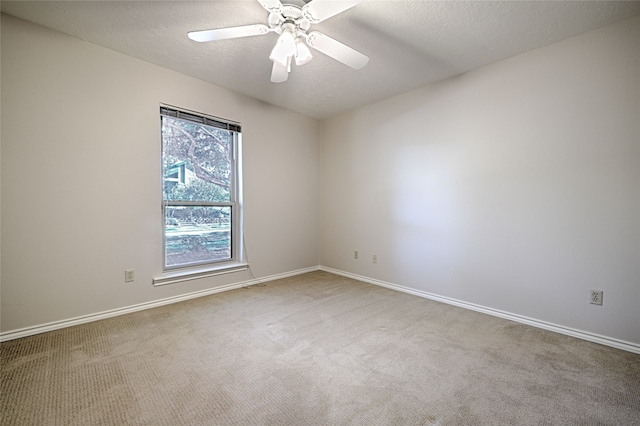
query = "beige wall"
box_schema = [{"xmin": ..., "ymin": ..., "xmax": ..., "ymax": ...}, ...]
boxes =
[
  {"xmin": 1, "ymin": 15, "xmax": 320, "ymax": 332},
  {"xmin": 320, "ymin": 16, "xmax": 640, "ymax": 345},
  {"xmin": 3, "ymin": 13, "xmax": 639, "ymax": 348}
]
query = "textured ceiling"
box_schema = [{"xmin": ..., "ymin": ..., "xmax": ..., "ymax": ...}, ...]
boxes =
[{"xmin": 2, "ymin": 0, "xmax": 640, "ymax": 119}]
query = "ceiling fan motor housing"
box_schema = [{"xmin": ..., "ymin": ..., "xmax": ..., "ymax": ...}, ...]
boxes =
[{"xmin": 268, "ymin": 4, "xmax": 311, "ymax": 34}]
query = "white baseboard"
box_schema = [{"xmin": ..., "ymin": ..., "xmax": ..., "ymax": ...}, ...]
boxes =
[
  {"xmin": 4, "ymin": 265, "xmax": 638, "ymax": 354},
  {"xmin": 0, "ymin": 266, "xmax": 319, "ymax": 343},
  {"xmin": 319, "ymin": 266, "xmax": 640, "ymax": 355}
]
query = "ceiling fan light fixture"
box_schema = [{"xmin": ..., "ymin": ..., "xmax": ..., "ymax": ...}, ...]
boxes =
[
  {"xmin": 269, "ymin": 45, "xmax": 289, "ymax": 67},
  {"xmin": 294, "ymin": 38, "xmax": 313, "ymax": 66},
  {"xmin": 269, "ymin": 27, "xmax": 296, "ymax": 66}
]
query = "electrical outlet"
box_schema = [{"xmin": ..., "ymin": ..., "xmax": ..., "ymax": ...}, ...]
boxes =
[
  {"xmin": 125, "ymin": 269, "xmax": 135, "ymax": 283},
  {"xmin": 372, "ymin": 254, "xmax": 377, "ymax": 264},
  {"xmin": 354, "ymin": 250, "xmax": 359, "ymax": 260},
  {"xmin": 590, "ymin": 290, "xmax": 603, "ymax": 305}
]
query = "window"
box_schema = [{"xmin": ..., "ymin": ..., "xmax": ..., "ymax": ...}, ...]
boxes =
[{"xmin": 160, "ymin": 105, "xmax": 242, "ymax": 272}]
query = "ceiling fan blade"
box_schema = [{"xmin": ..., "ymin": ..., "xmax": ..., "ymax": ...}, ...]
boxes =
[
  {"xmin": 303, "ymin": 0, "xmax": 362, "ymax": 23},
  {"xmin": 256, "ymin": 0, "xmax": 283, "ymax": 12},
  {"xmin": 188, "ymin": 24, "xmax": 269, "ymax": 42},
  {"xmin": 306, "ymin": 31, "xmax": 369, "ymax": 69},
  {"xmin": 271, "ymin": 61, "xmax": 289, "ymax": 83}
]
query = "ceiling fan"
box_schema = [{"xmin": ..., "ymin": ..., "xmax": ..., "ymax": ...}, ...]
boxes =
[{"xmin": 188, "ymin": 0, "xmax": 369, "ymax": 83}]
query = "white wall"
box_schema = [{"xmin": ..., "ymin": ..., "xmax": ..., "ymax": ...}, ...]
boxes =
[
  {"xmin": 2, "ymin": 12, "xmax": 639, "ymax": 348},
  {"xmin": 320, "ymin": 16, "xmax": 640, "ymax": 345},
  {"xmin": 1, "ymin": 15, "xmax": 320, "ymax": 333}
]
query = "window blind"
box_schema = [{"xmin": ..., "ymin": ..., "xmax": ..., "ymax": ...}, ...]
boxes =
[{"xmin": 160, "ymin": 105, "xmax": 241, "ymax": 133}]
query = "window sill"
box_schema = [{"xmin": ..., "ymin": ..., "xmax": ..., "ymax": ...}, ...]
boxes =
[{"xmin": 153, "ymin": 262, "xmax": 249, "ymax": 287}]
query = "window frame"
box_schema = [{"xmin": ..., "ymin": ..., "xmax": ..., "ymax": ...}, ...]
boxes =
[{"xmin": 154, "ymin": 104, "xmax": 246, "ymax": 285}]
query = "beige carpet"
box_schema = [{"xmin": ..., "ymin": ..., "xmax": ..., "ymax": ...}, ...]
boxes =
[{"xmin": 2, "ymin": 271, "xmax": 639, "ymax": 425}]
